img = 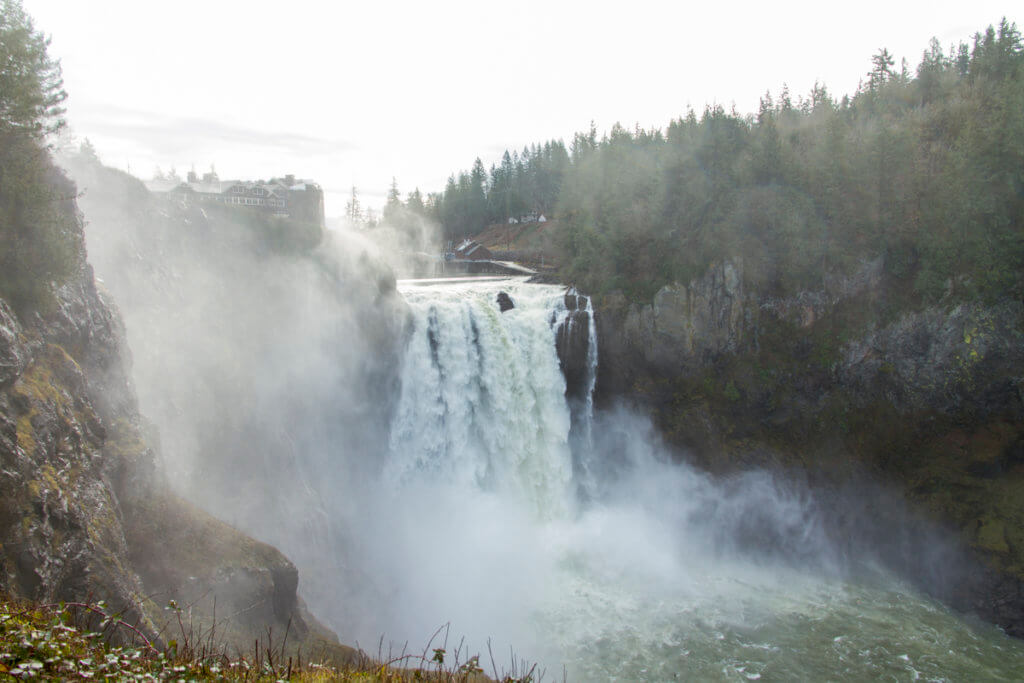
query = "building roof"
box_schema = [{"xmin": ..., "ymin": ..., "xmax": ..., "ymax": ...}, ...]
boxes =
[
  {"xmin": 146, "ymin": 177, "xmax": 322, "ymax": 197},
  {"xmin": 144, "ymin": 178, "xmax": 185, "ymax": 193},
  {"xmin": 455, "ymin": 240, "xmax": 491, "ymax": 258},
  {"xmin": 189, "ymin": 180, "xmax": 228, "ymax": 194}
]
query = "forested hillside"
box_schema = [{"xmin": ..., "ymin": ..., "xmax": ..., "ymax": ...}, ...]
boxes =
[
  {"xmin": 429, "ymin": 143, "xmax": 570, "ymax": 241},
  {"xmin": 429, "ymin": 19, "xmax": 1022, "ymax": 303}
]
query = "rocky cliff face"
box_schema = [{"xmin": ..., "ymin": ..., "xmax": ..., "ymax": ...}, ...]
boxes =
[
  {"xmin": 0, "ymin": 161, "xmax": 356, "ymax": 661},
  {"xmin": 0, "ymin": 277, "xmax": 151, "ymax": 628},
  {"xmin": 599, "ymin": 261, "xmax": 753, "ymax": 378},
  {"xmin": 593, "ymin": 258, "xmax": 1024, "ymax": 635},
  {"xmin": 555, "ymin": 290, "xmax": 594, "ymax": 402}
]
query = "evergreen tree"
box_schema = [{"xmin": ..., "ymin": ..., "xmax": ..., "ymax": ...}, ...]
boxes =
[
  {"xmin": 345, "ymin": 186, "xmax": 362, "ymax": 227},
  {"xmin": 867, "ymin": 48, "xmax": 896, "ymax": 91},
  {"xmin": 0, "ymin": 0, "xmax": 79, "ymax": 314},
  {"xmin": 916, "ymin": 37, "xmax": 948, "ymax": 104},
  {"xmin": 382, "ymin": 177, "xmax": 403, "ymax": 224},
  {"xmin": 0, "ymin": 0, "xmax": 66, "ymax": 139},
  {"xmin": 406, "ymin": 188, "xmax": 424, "ymax": 215}
]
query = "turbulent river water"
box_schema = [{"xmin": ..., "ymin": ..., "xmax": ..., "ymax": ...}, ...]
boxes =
[{"xmin": 343, "ymin": 276, "xmax": 1024, "ymax": 681}]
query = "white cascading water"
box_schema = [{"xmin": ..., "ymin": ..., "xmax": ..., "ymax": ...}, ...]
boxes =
[
  {"xmin": 386, "ymin": 279, "xmax": 577, "ymax": 519},
  {"xmin": 339, "ymin": 276, "xmax": 1024, "ymax": 681}
]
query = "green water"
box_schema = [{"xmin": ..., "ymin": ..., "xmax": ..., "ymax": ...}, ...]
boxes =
[{"xmin": 540, "ymin": 567, "xmax": 1024, "ymax": 681}]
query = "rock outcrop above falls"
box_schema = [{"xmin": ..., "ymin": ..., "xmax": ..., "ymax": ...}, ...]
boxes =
[{"xmin": 555, "ymin": 291, "xmax": 593, "ymax": 401}]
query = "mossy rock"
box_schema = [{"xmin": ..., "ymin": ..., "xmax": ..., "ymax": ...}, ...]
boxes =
[{"xmin": 976, "ymin": 518, "xmax": 1011, "ymax": 554}]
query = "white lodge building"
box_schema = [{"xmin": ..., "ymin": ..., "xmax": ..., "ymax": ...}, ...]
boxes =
[{"xmin": 145, "ymin": 173, "xmax": 325, "ymax": 227}]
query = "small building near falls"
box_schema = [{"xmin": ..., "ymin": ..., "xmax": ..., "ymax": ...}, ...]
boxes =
[{"xmin": 454, "ymin": 240, "xmax": 493, "ymax": 261}]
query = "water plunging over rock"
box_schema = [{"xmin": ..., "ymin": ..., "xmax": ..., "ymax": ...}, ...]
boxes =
[{"xmin": 496, "ymin": 291, "xmax": 515, "ymax": 312}]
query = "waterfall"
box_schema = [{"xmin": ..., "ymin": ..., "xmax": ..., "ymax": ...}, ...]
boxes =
[{"xmin": 387, "ymin": 278, "xmax": 578, "ymax": 518}]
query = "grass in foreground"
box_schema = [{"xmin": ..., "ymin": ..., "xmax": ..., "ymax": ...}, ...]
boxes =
[{"xmin": 0, "ymin": 598, "xmax": 543, "ymax": 681}]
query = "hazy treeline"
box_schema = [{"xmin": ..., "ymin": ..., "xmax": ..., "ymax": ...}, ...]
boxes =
[
  {"xmin": 363, "ymin": 141, "xmax": 570, "ymax": 247},
  {"xmin": 433, "ymin": 19, "xmax": 1023, "ymax": 302},
  {"xmin": 429, "ymin": 142, "xmax": 571, "ymax": 242}
]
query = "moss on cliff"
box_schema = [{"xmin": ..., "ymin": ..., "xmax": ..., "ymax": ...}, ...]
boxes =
[
  {"xmin": 12, "ymin": 345, "xmax": 75, "ymax": 454},
  {"xmin": 902, "ymin": 421, "xmax": 1024, "ymax": 576}
]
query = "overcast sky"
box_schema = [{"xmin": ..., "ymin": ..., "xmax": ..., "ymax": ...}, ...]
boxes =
[{"xmin": 24, "ymin": 0, "xmax": 1019, "ymax": 217}]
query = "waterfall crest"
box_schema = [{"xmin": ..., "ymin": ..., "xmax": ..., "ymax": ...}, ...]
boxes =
[{"xmin": 388, "ymin": 278, "xmax": 581, "ymax": 517}]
